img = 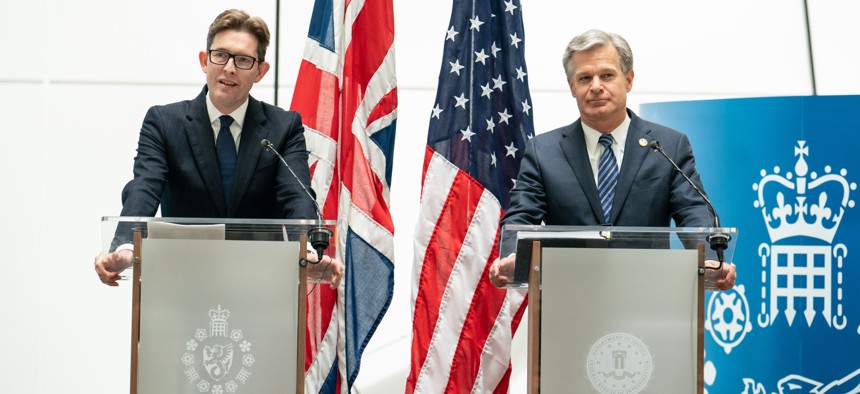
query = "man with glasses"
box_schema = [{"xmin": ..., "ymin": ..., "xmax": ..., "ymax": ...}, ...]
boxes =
[{"xmin": 94, "ymin": 9, "xmax": 340, "ymax": 285}]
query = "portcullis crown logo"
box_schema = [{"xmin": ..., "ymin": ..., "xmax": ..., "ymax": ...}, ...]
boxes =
[{"xmin": 753, "ymin": 141, "xmax": 856, "ymax": 329}]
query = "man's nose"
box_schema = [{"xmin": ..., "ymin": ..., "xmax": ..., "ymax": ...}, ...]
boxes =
[
  {"xmin": 590, "ymin": 78, "xmax": 603, "ymax": 93},
  {"xmin": 224, "ymin": 57, "xmax": 238, "ymax": 73}
]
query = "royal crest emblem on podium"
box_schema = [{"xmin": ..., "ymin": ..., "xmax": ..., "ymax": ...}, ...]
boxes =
[{"xmin": 181, "ymin": 305, "xmax": 256, "ymax": 393}]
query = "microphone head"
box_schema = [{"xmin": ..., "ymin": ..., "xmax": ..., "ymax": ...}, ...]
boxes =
[
  {"xmin": 260, "ymin": 139, "xmax": 272, "ymax": 149},
  {"xmin": 308, "ymin": 226, "xmax": 334, "ymax": 258},
  {"xmin": 649, "ymin": 140, "xmax": 661, "ymax": 151}
]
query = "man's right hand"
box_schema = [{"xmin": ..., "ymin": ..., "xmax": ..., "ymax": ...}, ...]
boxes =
[
  {"xmin": 488, "ymin": 254, "xmax": 516, "ymax": 288},
  {"xmin": 94, "ymin": 250, "xmax": 134, "ymax": 286}
]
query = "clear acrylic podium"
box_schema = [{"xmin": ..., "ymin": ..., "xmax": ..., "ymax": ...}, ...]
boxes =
[
  {"xmin": 101, "ymin": 217, "xmax": 337, "ymax": 394},
  {"xmin": 499, "ymin": 225, "xmax": 737, "ymax": 394}
]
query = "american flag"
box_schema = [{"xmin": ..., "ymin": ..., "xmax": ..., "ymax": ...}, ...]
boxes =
[
  {"xmin": 290, "ymin": 0, "xmax": 397, "ymax": 392},
  {"xmin": 408, "ymin": 0, "xmax": 534, "ymax": 392}
]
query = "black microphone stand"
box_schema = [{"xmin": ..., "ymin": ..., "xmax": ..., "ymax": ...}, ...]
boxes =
[
  {"xmin": 649, "ymin": 140, "xmax": 729, "ymax": 270},
  {"xmin": 261, "ymin": 139, "xmax": 333, "ymax": 266}
]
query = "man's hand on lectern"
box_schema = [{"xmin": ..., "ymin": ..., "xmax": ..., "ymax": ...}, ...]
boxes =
[
  {"xmin": 305, "ymin": 251, "xmax": 344, "ymax": 288},
  {"xmin": 488, "ymin": 254, "xmax": 516, "ymax": 288},
  {"xmin": 94, "ymin": 249, "xmax": 134, "ymax": 286},
  {"xmin": 704, "ymin": 260, "xmax": 737, "ymax": 291}
]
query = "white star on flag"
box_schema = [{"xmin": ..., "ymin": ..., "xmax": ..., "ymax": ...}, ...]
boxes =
[
  {"xmin": 460, "ymin": 126, "xmax": 475, "ymax": 142},
  {"xmin": 498, "ymin": 108, "xmax": 512, "ymax": 124},
  {"xmin": 431, "ymin": 103, "xmax": 444, "ymax": 119},
  {"xmin": 446, "ymin": 26, "xmax": 459, "ymax": 41},
  {"xmin": 516, "ymin": 66, "xmax": 527, "ymax": 81},
  {"xmin": 475, "ymin": 49, "xmax": 489, "ymax": 64},
  {"xmin": 454, "ymin": 93, "xmax": 469, "ymax": 109},
  {"xmin": 510, "ymin": 32, "xmax": 521, "ymax": 48},
  {"xmin": 481, "ymin": 83, "xmax": 493, "ymax": 98},
  {"xmin": 450, "ymin": 59, "xmax": 464, "ymax": 75},
  {"xmin": 492, "ymin": 75, "xmax": 507, "ymax": 91},
  {"xmin": 486, "ymin": 117, "xmax": 496, "ymax": 132},
  {"xmin": 505, "ymin": 141, "xmax": 518, "ymax": 157},
  {"xmin": 470, "ymin": 15, "xmax": 484, "ymax": 31}
]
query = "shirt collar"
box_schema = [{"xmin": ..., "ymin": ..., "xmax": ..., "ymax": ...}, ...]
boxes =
[
  {"xmin": 582, "ymin": 113, "xmax": 632, "ymax": 154},
  {"xmin": 205, "ymin": 93, "xmax": 249, "ymax": 128}
]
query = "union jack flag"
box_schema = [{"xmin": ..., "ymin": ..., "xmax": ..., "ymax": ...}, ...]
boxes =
[
  {"xmin": 290, "ymin": 0, "xmax": 397, "ymax": 392},
  {"xmin": 408, "ymin": 0, "xmax": 533, "ymax": 392}
]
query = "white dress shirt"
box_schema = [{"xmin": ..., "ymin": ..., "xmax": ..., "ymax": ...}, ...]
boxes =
[{"xmin": 581, "ymin": 114, "xmax": 631, "ymax": 186}]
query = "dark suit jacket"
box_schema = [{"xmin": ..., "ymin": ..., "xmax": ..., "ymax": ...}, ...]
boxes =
[
  {"xmin": 113, "ymin": 87, "xmax": 317, "ymax": 247},
  {"xmin": 500, "ymin": 109, "xmax": 713, "ymax": 255}
]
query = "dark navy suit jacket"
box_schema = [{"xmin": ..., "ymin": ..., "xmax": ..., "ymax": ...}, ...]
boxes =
[
  {"xmin": 501, "ymin": 109, "xmax": 713, "ymax": 254},
  {"xmin": 113, "ymin": 87, "xmax": 316, "ymax": 246}
]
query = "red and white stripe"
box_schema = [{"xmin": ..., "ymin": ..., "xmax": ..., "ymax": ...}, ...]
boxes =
[{"xmin": 409, "ymin": 148, "xmax": 527, "ymax": 393}]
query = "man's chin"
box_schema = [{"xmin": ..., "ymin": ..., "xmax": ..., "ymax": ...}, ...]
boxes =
[
  {"xmin": 210, "ymin": 92, "xmax": 244, "ymax": 113},
  {"xmin": 212, "ymin": 85, "xmax": 237, "ymax": 96},
  {"xmin": 583, "ymin": 106, "xmax": 615, "ymax": 118}
]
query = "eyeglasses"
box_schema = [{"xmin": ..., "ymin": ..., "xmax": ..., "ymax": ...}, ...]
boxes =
[{"xmin": 208, "ymin": 50, "xmax": 260, "ymax": 70}]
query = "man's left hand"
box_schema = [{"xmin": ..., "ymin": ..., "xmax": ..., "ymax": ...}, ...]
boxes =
[
  {"xmin": 704, "ymin": 260, "xmax": 736, "ymax": 291},
  {"xmin": 306, "ymin": 251, "xmax": 343, "ymax": 288}
]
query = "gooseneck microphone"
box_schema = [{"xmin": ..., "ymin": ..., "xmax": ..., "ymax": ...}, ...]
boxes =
[
  {"xmin": 649, "ymin": 140, "xmax": 729, "ymax": 267},
  {"xmin": 261, "ymin": 139, "xmax": 333, "ymax": 261}
]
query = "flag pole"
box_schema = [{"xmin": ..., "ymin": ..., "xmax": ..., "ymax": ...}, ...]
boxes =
[
  {"xmin": 803, "ymin": 0, "xmax": 817, "ymax": 95},
  {"xmin": 273, "ymin": 0, "xmax": 281, "ymax": 106}
]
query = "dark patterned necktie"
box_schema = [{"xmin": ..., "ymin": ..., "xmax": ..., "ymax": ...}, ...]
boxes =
[
  {"xmin": 597, "ymin": 134, "xmax": 618, "ymax": 224},
  {"xmin": 216, "ymin": 115, "xmax": 237, "ymax": 207}
]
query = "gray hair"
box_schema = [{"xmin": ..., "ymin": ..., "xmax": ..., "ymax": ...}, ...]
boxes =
[{"xmin": 562, "ymin": 29, "xmax": 633, "ymax": 82}]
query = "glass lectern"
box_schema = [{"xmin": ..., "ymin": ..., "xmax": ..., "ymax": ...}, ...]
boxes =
[
  {"xmin": 499, "ymin": 225, "xmax": 738, "ymax": 394},
  {"xmin": 101, "ymin": 217, "xmax": 337, "ymax": 394}
]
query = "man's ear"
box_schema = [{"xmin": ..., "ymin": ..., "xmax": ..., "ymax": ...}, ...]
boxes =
[
  {"xmin": 626, "ymin": 69, "xmax": 634, "ymax": 92},
  {"xmin": 199, "ymin": 51, "xmax": 208, "ymax": 73},
  {"xmin": 254, "ymin": 61, "xmax": 270, "ymax": 83}
]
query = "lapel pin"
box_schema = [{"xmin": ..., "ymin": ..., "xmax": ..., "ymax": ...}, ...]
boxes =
[{"xmin": 638, "ymin": 138, "xmax": 648, "ymax": 147}]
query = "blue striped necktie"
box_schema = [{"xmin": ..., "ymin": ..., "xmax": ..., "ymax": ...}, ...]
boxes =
[
  {"xmin": 216, "ymin": 115, "xmax": 237, "ymax": 207},
  {"xmin": 597, "ymin": 134, "xmax": 618, "ymax": 224}
]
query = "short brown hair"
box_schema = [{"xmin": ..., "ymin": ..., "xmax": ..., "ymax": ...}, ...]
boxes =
[{"xmin": 207, "ymin": 9, "xmax": 271, "ymax": 62}]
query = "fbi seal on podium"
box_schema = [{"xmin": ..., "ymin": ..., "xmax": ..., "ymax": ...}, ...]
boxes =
[{"xmin": 586, "ymin": 332, "xmax": 653, "ymax": 394}]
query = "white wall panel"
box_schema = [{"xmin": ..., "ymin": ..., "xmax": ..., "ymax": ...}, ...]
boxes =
[
  {"xmin": 521, "ymin": 0, "xmax": 813, "ymax": 96},
  {"xmin": 2, "ymin": 3, "xmax": 48, "ymax": 81},
  {"xmin": 0, "ymin": 84, "xmax": 44, "ymax": 389},
  {"xmin": 808, "ymin": 0, "xmax": 860, "ymax": 94},
  {"xmin": 46, "ymin": 1, "xmax": 276, "ymax": 84}
]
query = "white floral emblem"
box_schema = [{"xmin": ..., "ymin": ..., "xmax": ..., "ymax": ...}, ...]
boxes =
[{"xmin": 705, "ymin": 285, "xmax": 753, "ymax": 354}]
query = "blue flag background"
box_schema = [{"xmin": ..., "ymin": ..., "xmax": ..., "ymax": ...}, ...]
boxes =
[{"xmin": 642, "ymin": 96, "xmax": 860, "ymax": 393}]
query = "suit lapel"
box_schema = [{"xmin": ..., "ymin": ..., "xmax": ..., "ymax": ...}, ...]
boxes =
[
  {"xmin": 229, "ymin": 97, "xmax": 265, "ymax": 216},
  {"xmin": 185, "ymin": 89, "xmax": 228, "ymax": 216},
  {"xmin": 611, "ymin": 111, "xmax": 652, "ymax": 222},
  {"xmin": 559, "ymin": 121, "xmax": 605, "ymax": 222}
]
